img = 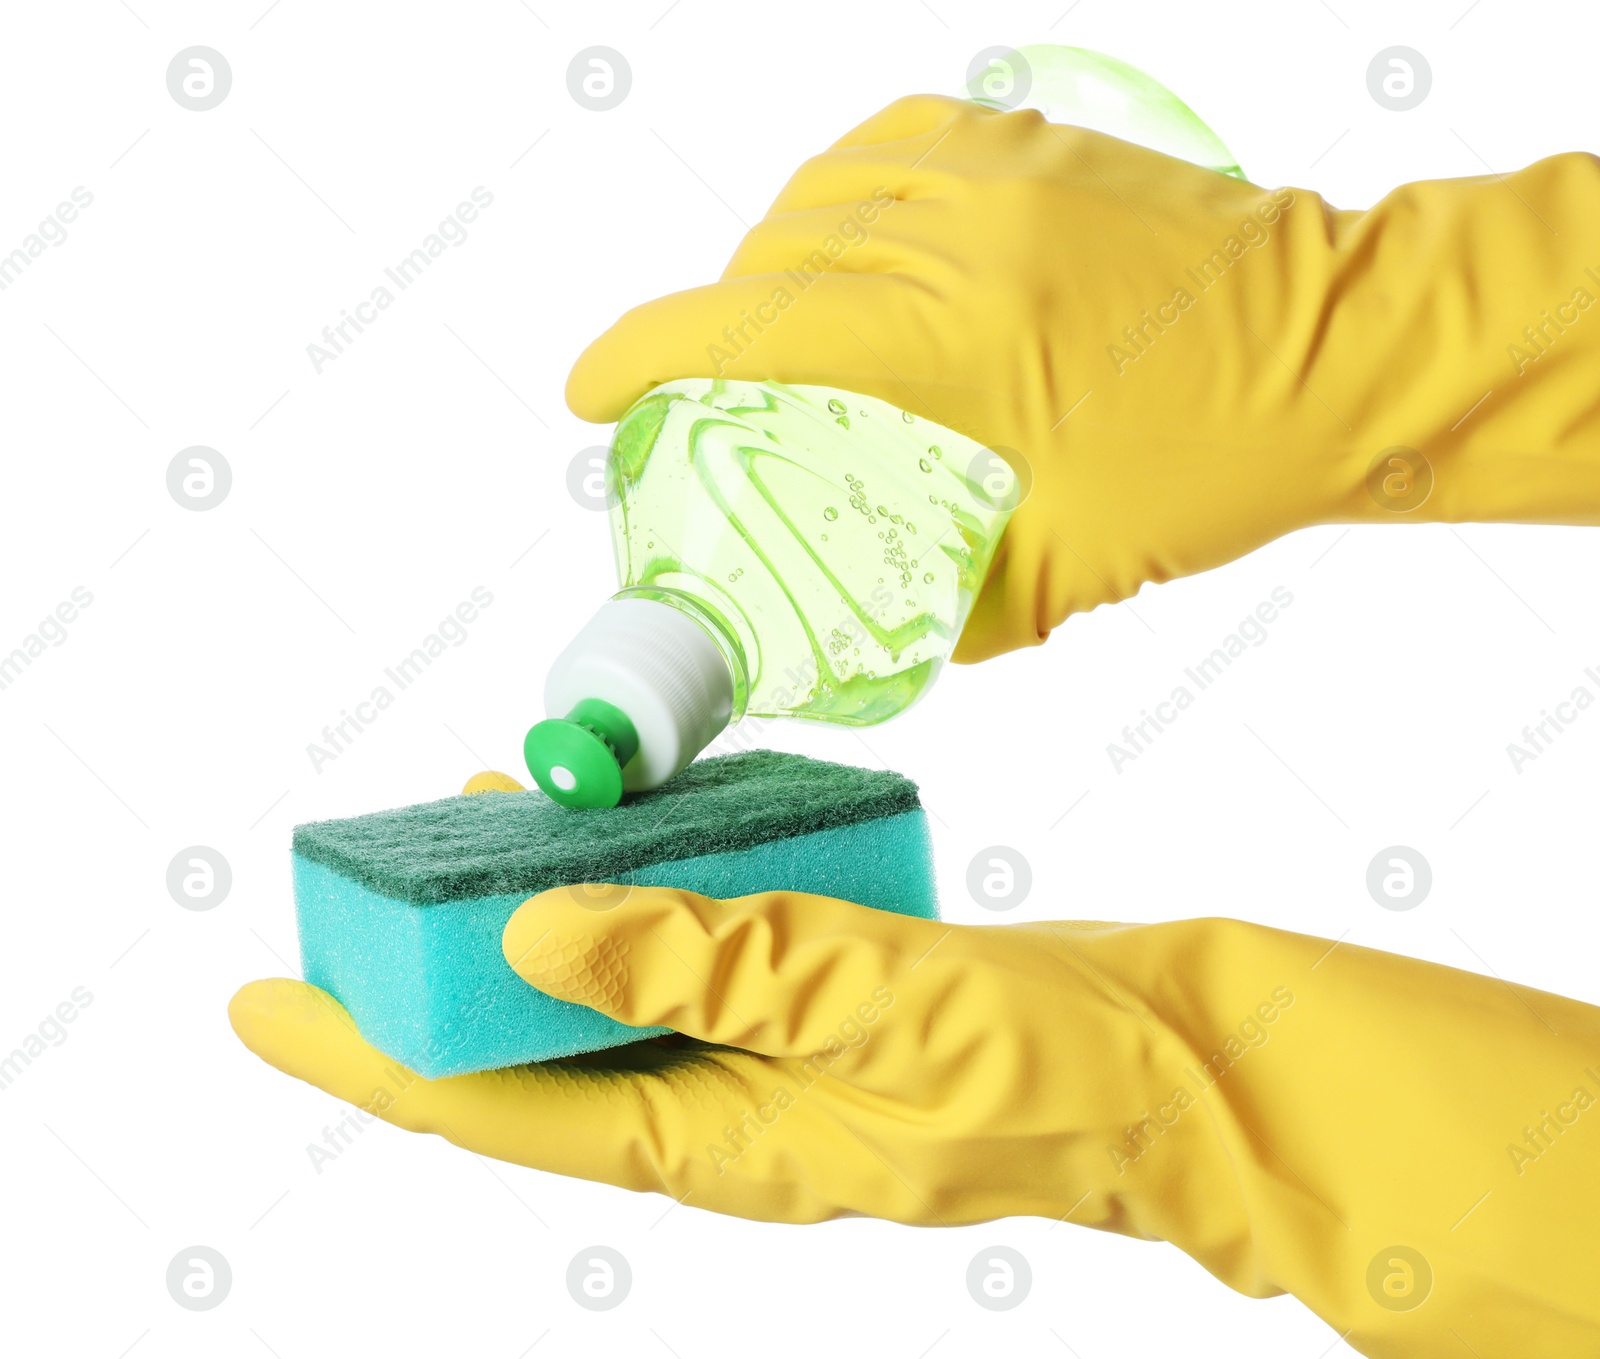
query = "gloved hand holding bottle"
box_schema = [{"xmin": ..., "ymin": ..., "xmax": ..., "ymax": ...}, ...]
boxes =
[
  {"xmin": 567, "ymin": 88, "xmax": 1600, "ymax": 670},
  {"xmin": 532, "ymin": 59, "xmax": 1600, "ymax": 803}
]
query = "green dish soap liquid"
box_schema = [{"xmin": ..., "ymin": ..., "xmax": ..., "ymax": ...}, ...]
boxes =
[{"xmin": 525, "ymin": 46, "xmax": 1239, "ymax": 809}]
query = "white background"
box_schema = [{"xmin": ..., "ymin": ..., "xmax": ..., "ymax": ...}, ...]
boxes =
[{"xmin": 2, "ymin": 1, "xmax": 1597, "ymax": 1356}]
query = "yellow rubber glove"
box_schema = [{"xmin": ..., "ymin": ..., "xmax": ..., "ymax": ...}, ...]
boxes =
[
  {"xmin": 231, "ymin": 798, "xmax": 1600, "ymax": 1356},
  {"xmin": 566, "ymin": 95, "xmax": 1600, "ymax": 659}
]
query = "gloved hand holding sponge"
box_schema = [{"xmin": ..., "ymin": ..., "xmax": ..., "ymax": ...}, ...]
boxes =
[
  {"xmin": 234, "ymin": 57, "xmax": 1600, "ymax": 1359},
  {"xmin": 236, "ymin": 807, "xmax": 1600, "ymax": 1358}
]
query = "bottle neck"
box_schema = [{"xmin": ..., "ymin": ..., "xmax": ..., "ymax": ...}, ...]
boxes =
[{"xmin": 611, "ymin": 585, "xmax": 749, "ymax": 722}]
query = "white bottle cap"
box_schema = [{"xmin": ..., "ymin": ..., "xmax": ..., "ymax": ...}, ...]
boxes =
[{"xmin": 543, "ymin": 596, "xmax": 734, "ymax": 793}]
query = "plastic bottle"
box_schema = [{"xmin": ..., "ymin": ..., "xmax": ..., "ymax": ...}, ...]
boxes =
[
  {"xmin": 964, "ymin": 44, "xmax": 1243, "ymax": 180},
  {"xmin": 526, "ymin": 46, "xmax": 1240, "ymax": 808}
]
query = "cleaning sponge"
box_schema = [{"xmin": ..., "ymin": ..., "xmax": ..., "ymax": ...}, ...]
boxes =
[{"xmin": 292, "ymin": 750, "xmax": 939, "ymax": 1077}]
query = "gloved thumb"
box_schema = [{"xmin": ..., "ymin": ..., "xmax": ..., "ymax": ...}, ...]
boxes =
[{"xmin": 501, "ymin": 885, "xmax": 943, "ymax": 1056}]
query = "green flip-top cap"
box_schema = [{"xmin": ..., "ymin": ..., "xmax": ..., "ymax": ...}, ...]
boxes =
[{"xmin": 524, "ymin": 697, "xmax": 640, "ymax": 809}]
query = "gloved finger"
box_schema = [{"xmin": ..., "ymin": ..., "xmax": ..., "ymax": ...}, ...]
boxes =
[
  {"xmin": 738, "ymin": 98, "xmax": 965, "ymax": 228},
  {"xmin": 719, "ymin": 200, "xmax": 962, "ymax": 283},
  {"xmin": 823, "ymin": 93, "xmax": 977, "ymax": 152},
  {"xmin": 227, "ymin": 977, "xmax": 757, "ymax": 1193},
  {"xmin": 462, "ymin": 770, "xmax": 525, "ymax": 794},
  {"xmin": 758, "ymin": 143, "xmax": 940, "ymax": 219},
  {"xmin": 565, "ymin": 272, "xmax": 939, "ymax": 424},
  {"xmin": 764, "ymin": 98, "xmax": 1021, "ymax": 216},
  {"xmin": 502, "ymin": 886, "xmax": 946, "ymax": 1057}
]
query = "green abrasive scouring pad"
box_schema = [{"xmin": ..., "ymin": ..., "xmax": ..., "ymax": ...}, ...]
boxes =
[{"xmin": 292, "ymin": 749, "xmax": 939, "ymax": 1078}]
